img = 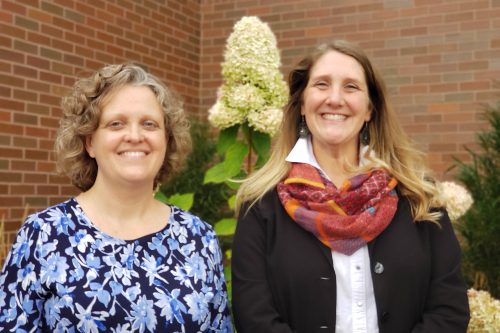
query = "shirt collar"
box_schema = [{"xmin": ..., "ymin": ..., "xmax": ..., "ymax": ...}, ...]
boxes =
[{"xmin": 285, "ymin": 136, "xmax": 374, "ymax": 181}]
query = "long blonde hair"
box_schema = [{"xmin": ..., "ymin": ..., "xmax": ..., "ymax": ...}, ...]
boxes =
[{"xmin": 236, "ymin": 41, "xmax": 445, "ymax": 223}]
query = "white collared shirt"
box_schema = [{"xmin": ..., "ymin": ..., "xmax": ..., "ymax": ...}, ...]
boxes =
[{"xmin": 286, "ymin": 136, "xmax": 379, "ymax": 333}]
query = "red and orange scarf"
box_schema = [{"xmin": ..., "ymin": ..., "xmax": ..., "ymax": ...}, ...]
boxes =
[{"xmin": 277, "ymin": 163, "xmax": 399, "ymax": 256}]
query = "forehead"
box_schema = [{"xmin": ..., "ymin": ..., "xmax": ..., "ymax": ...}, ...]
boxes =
[
  {"xmin": 101, "ymin": 85, "xmax": 162, "ymax": 114},
  {"xmin": 310, "ymin": 50, "xmax": 366, "ymax": 82}
]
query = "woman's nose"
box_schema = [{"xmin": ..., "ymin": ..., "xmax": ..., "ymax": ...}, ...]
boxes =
[
  {"xmin": 125, "ymin": 124, "xmax": 144, "ymax": 142},
  {"xmin": 325, "ymin": 87, "xmax": 343, "ymax": 106}
]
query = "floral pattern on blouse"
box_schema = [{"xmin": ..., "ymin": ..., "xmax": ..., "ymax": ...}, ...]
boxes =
[{"xmin": 0, "ymin": 198, "xmax": 233, "ymax": 333}]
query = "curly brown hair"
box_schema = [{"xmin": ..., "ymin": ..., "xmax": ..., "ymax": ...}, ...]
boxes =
[{"xmin": 55, "ymin": 64, "xmax": 191, "ymax": 192}]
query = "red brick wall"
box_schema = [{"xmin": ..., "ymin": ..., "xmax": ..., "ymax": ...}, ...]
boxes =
[
  {"xmin": 200, "ymin": 0, "xmax": 500, "ymax": 179},
  {"xmin": 0, "ymin": 0, "xmax": 201, "ymax": 247},
  {"xmin": 1, "ymin": 0, "xmax": 500, "ymax": 257}
]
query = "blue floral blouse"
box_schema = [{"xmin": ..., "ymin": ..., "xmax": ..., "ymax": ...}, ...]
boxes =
[{"xmin": 0, "ymin": 198, "xmax": 233, "ymax": 333}]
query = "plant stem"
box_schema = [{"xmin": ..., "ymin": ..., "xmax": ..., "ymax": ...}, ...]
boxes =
[{"xmin": 247, "ymin": 127, "xmax": 252, "ymax": 174}]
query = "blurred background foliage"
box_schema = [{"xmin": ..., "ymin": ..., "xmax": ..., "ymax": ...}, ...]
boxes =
[{"xmin": 453, "ymin": 101, "xmax": 500, "ymax": 299}]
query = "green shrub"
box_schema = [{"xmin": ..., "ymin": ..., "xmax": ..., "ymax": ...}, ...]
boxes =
[
  {"xmin": 160, "ymin": 119, "xmax": 235, "ymax": 226},
  {"xmin": 453, "ymin": 102, "xmax": 500, "ymax": 299}
]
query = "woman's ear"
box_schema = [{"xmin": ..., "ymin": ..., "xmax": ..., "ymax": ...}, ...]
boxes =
[
  {"xmin": 365, "ymin": 103, "xmax": 373, "ymax": 122},
  {"xmin": 85, "ymin": 136, "xmax": 95, "ymax": 158}
]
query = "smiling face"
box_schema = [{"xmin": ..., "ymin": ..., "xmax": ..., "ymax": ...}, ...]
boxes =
[
  {"xmin": 301, "ymin": 50, "xmax": 372, "ymax": 158},
  {"xmin": 85, "ymin": 85, "xmax": 168, "ymax": 188}
]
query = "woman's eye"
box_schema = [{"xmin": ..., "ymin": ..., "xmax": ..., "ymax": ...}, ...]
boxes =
[
  {"xmin": 144, "ymin": 121, "xmax": 158, "ymax": 128},
  {"xmin": 109, "ymin": 121, "xmax": 122, "ymax": 128}
]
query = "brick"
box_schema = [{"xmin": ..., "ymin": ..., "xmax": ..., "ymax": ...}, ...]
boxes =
[
  {"xmin": 52, "ymin": 39, "xmax": 73, "ymax": 53},
  {"xmin": 26, "ymin": 56, "xmax": 50, "ymax": 70},
  {"xmin": 0, "ymin": 147, "xmax": 22, "ymax": 158},
  {"xmin": 37, "ymin": 185, "xmax": 59, "ymax": 195},
  {"xmin": 25, "ymin": 197, "xmax": 48, "ymax": 207},
  {"xmin": 460, "ymin": 81, "xmax": 490, "ymax": 91},
  {"xmin": 0, "ymin": 122, "xmax": 23, "ymax": 135},
  {"xmin": 0, "ymin": 74, "xmax": 24, "ymax": 87},
  {"xmin": 41, "ymin": 1, "xmax": 63, "ymax": 16},
  {"xmin": 40, "ymin": 47, "xmax": 62, "ymax": 61},
  {"xmin": 2, "ymin": 1, "xmax": 26, "ymax": 15},
  {"xmin": 429, "ymin": 143, "xmax": 457, "ymax": 152},
  {"xmin": 11, "ymin": 185, "xmax": 35, "ymax": 195},
  {"xmin": 13, "ymin": 136, "xmax": 37, "ymax": 148},
  {"xmin": 445, "ymin": 12, "xmax": 473, "ymax": 23},
  {"xmin": 28, "ymin": 8, "xmax": 51, "ymax": 24},
  {"xmin": 401, "ymin": 27, "xmax": 427, "ymax": 36},
  {"xmin": 24, "ymin": 173, "xmax": 47, "ymax": 183},
  {"xmin": 443, "ymin": 113, "xmax": 474, "ymax": 122},
  {"xmin": 52, "ymin": 62, "xmax": 73, "ymax": 75},
  {"xmin": 15, "ymin": 16, "xmax": 39, "ymax": 31},
  {"xmin": 400, "ymin": 46, "xmax": 427, "ymax": 55},
  {"xmin": 414, "ymin": 55, "xmax": 441, "ymax": 64},
  {"xmin": 0, "ymin": 48, "xmax": 25, "ymax": 64},
  {"xmin": 428, "ymin": 103, "xmax": 458, "ymax": 113},
  {"xmin": 27, "ymin": 103, "xmax": 49, "ymax": 116},
  {"xmin": 444, "ymin": 93, "xmax": 474, "ymax": 103},
  {"xmin": 65, "ymin": 9, "xmax": 85, "ymax": 23},
  {"xmin": 0, "ymin": 172, "xmax": 22, "ymax": 183},
  {"xmin": 53, "ymin": 16, "xmax": 74, "ymax": 30},
  {"xmin": 14, "ymin": 113, "xmax": 38, "ymax": 125},
  {"xmin": 25, "ymin": 149, "xmax": 48, "ymax": 160},
  {"xmin": 306, "ymin": 26, "xmax": 331, "ymax": 37},
  {"xmin": 458, "ymin": 61, "xmax": 488, "ymax": 71},
  {"xmin": 430, "ymin": 83, "xmax": 457, "ymax": 93}
]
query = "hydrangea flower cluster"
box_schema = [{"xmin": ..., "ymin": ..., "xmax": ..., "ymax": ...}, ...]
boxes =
[
  {"xmin": 440, "ymin": 181, "xmax": 473, "ymax": 221},
  {"xmin": 467, "ymin": 289, "xmax": 500, "ymax": 333},
  {"xmin": 208, "ymin": 16, "xmax": 288, "ymax": 137}
]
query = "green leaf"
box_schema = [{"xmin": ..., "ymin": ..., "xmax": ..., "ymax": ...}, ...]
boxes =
[
  {"xmin": 224, "ymin": 265, "xmax": 232, "ymax": 280},
  {"xmin": 224, "ymin": 265, "xmax": 232, "ymax": 302},
  {"xmin": 217, "ymin": 124, "xmax": 240, "ymax": 154},
  {"xmin": 203, "ymin": 162, "xmax": 226, "ymax": 184},
  {"xmin": 214, "ymin": 218, "xmax": 237, "ymax": 236},
  {"xmin": 154, "ymin": 190, "xmax": 170, "ymax": 204},
  {"xmin": 254, "ymin": 153, "xmax": 267, "ymax": 170},
  {"xmin": 228, "ymin": 195, "xmax": 236, "ymax": 209},
  {"xmin": 167, "ymin": 193, "xmax": 194, "ymax": 211},
  {"xmin": 251, "ymin": 130, "xmax": 271, "ymax": 159},
  {"xmin": 224, "ymin": 179, "xmax": 241, "ymax": 189},
  {"xmin": 225, "ymin": 169, "xmax": 247, "ymax": 190},
  {"xmin": 224, "ymin": 142, "xmax": 249, "ymax": 178},
  {"xmin": 225, "ymin": 249, "xmax": 232, "ymax": 259}
]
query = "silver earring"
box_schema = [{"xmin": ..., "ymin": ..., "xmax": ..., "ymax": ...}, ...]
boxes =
[
  {"xmin": 297, "ymin": 115, "xmax": 310, "ymax": 138},
  {"xmin": 360, "ymin": 122, "xmax": 370, "ymax": 145}
]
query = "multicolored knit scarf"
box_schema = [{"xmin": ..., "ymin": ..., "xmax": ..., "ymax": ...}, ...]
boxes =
[{"xmin": 277, "ymin": 163, "xmax": 399, "ymax": 256}]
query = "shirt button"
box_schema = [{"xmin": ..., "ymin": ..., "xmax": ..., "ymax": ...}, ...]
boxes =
[
  {"xmin": 374, "ymin": 262, "xmax": 384, "ymax": 274},
  {"xmin": 356, "ymin": 265, "xmax": 361, "ymax": 270},
  {"xmin": 357, "ymin": 302, "xmax": 362, "ymax": 307}
]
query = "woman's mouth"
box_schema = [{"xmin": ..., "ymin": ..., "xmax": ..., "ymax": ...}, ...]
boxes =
[
  {"xmin": 119, "ymin": 151, "xmax": 147, "ymax": 157},
  {"xmin": 322, "ymin": 114, "xmax": 347, "ymax": 121}
]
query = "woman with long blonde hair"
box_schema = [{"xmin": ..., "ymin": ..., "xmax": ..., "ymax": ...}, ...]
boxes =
[{"xmin": 232, "ymin": 41, "xmax": 469, "ymax": 333}]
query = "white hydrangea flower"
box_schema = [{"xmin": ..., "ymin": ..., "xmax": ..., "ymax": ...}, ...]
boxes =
[
  {"xmin": 440, "ymin": 181, "xmax": 473, "ymax": 221},
  {"xmin": 224, "ymin": 84, "xmax": 265, "ymax": 111},
  {"xmin": 208, "ymin": 101, "xmax": 246, "ymax": 129},
  {"xmin": 467, "ymin": 289, "xmax": 500, "ymax": 333},
  {"xmin": 208, "ymin": 16, "xmax": 288, "ymax": 135},
  {"xmin": 247, "ymin": 106, "xmax": 283, "ymax": 138}
]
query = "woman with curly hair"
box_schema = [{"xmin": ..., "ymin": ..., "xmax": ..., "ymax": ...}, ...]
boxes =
[
  {"xmin": 0, "ymin": 64, "xmax": 233, "ymax": 333},
  {"xmin": 232, "ymin": 41, "xmax": 469, "ymax": 333}
]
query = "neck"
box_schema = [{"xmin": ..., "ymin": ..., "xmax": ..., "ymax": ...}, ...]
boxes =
[
  {"xmin": 78, "ymin": 175, "xmax": 157, "ymax": 222},
  {"xmin": 312, "ymin": 139, "xmax": 359, "ymax": 188}
]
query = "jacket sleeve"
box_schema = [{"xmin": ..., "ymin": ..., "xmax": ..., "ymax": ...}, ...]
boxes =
[
  {"xmin": 411, "ymin": 209, "xmax": 470, "ymax": 333},
  {"xmin": 232, "ymin": 201, "xmax": 297, "ymax": 333}
]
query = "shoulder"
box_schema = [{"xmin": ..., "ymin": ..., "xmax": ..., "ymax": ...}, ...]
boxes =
[{"xmin": 169, "ymin": 205, "xmax": 218, "ymax": 240}]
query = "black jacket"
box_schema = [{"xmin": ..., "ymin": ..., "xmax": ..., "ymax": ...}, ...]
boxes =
[{"xmin": 232, "ymin": 189, "xmax": 470, "ymax": 333}]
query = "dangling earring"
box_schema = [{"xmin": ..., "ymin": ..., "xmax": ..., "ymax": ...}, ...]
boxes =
[
  {"xmin": 360, "ymin": 122, "xmax": 370, "ymax": 145},
  {"xmin": 152, "ymin": 182, "xmax": 161, "ymax": 197},
  {"xmin": 297, "ymin": 115, "xmax": 310, "ymax": 138}
]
